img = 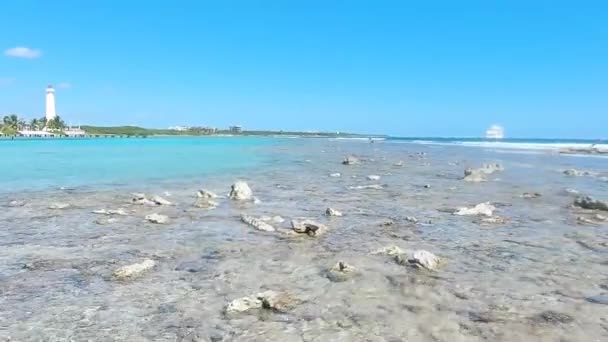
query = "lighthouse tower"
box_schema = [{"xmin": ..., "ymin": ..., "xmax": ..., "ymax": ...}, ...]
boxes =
[{"xmin": 45, "ymin": 85, "xmax": 56, "ymax": 122}]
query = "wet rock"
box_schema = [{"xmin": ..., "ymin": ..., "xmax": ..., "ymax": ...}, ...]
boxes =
[
  {"xmin": 479, "ymin": 216, "xmax": 507, "ymax": 225},
  {"xmin": 6, "ymin": 200, "xmax": 25, "ymax": 207},
  {"xmin": 151, "ymin": 195, "xmax": 172, "ymax": 206},
  {"xmin": 574, "ymin": 196, "xmax": 608, "ymax": 211},
  {"xmin": 48, "ymin": 202, "xmax": 71, "ymax": 209},
  {"xmin": 521, "ymin": 192, "xmax": 542, "ymax": 199},
  {"xmin": 95, "ymin": 218, "xmax": 118, "ymax": 225},
  {"xmin": 405, "ymin": 216, "xmax": 418, "ymax": 223},
  {"xmin": 380, "ymin": 220, "xmax": 394, "ymax": 226},
  {"xmin": 257, "ymin": 290, "xmax": 297, "ymax": 312},
  {"xmin": 193, "ymin": 198, "xmax": 218, "ymax": 209},
  {"xmin": 225, "ymin": 291, "xmax": 297, "ymax": 314},
  {"xmin": 586, "ymin": 294, "xmax": 608, "ymax": 305},
  {"xmin": 259, "ymin": 215, "xmax": 285, "ymax": 224},
  {"xmin": 326, "ymin": 207, "xmax": 343, "ymax": 217},
  {"xmin": 224, "ymin": 296, "xmax": 262, "ymax": 314},
  {"xmin": 531, "ymin": 310, "xmax": 574, "ymax": 324},
  {"xmin": 112, "ymin": 259, "xmax": 156, "ymax": 280},
  {"xmin": 197, "ymin": 189, "xmax": 218, "ymax": 199},
  {"xmin": 367, "ymin": 175, "xmax": 381, "ymax": 181},
  {"xmin": 454, "ymin": 202, "xmax": 495, "ymax": 217},
  {"xmin": 563, "ymin": 169, "xmax": 592, "ymax": 177},
  {"xmin": 291, "ymin": 220, "xmax": 328, "ymax": 237},
  {"xmin": 480, "ymin": 163, "xmax": 504, "ymax": 174},
  {"xmin": 326, "ymin": 261, "xmax": 358, "ymax": 282},
  {"xmin": 564, "ymin": 188, "xmax": 580, "ymax": 196},
  {"xmin": 348, "ymin": 184, "xmax": 384, "ymax": 190},
  {"xmin": 92, "ymin": 208, "xmax": 128, "ymax": 216},
  {"xmin": 396, "ymin": 250, "xmax": 442, "ymax": 271},
  {"xmin": 463, "ymin": 163, "xmax": 503, "ymax": 182},
  {"xmin": 131, "ymin": 193, "xmax": 155, "ymax": 205},
  {"xmin": 423, "ymin": 184, "xmax": 431, "ymax": 189},
  {"xmin": 342, "ymin": 156, "xmax": 360, "ymax": 165},
  {"xmin": 372, "ymin": 245, "xmax": 405, "ymax": 257},
  {"xmin": 329, "ymin": 172, "xmax": 341, "ymax": 178},
  {"xmin": 240, "ymin": 214, "xmax": 275, "ymax": 232},
  {"xmin": 577, "ymin": 216, "xmax": 600, "ymax": 225},
  {"xmin": 463, "ymin": 169, "xmax": 487, "ymax": 182},
  {"xmin": 146, "ymin": 213, "xmax": 169, "ymax": 224},
  {"xmin": 229, "ymin": 181, "xmax": 253, "ymax": 201}
]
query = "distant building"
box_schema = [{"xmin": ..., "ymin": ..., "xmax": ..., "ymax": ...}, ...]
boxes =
[
  {"xmin": 168, "ymin": 126, "xmax": 190, "ymax": 131},
  {"xmin": 229, "ymin": 125, "xmax": 242, "ymax": 134}
]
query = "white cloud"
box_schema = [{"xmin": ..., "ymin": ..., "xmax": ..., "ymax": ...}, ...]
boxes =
[
  {"xmin": 0, "ymin": 77, "xmax": 15, "ymax": 86},
  {"xmin": 57, "ymin": 82, "xmax": 71, "ymax": 89},
  {"xmin": 4, "ymin": 46, "xmax": 41, "ymax": 59}
]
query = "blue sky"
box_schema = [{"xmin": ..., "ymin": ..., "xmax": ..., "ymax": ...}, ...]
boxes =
[{"xmin": 1, "ymin": 0, "xmax": 606, "ymax": 138}]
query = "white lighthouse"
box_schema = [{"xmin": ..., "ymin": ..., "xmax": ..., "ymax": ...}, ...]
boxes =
[{"xmin": 45, "ymin": 85, "xmax": 56, "ymax": 122}]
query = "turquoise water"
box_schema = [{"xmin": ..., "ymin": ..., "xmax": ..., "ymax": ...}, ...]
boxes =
[{"xmin": 0, "ymin": 137, "xmax": 279, "ymax": 192}]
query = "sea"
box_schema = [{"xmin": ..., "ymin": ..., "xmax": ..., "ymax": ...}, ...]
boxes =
[{"xmin": 1, "ymin": 136, "xmax": 607, "ymax": 341}]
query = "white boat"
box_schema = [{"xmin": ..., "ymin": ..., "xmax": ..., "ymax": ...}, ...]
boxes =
[{"xmin": 485, "ymin": 125, "xmax": 504, "ymax": 139}]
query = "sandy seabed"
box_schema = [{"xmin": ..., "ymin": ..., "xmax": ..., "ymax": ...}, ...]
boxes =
[{"xmin": 1, "ymin": 140, "xmax": 607, "ymax": 341}]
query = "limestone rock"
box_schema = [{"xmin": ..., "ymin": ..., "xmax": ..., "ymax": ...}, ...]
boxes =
[
  {"xmin": 522, "ymin": 192, "xmax": 542, "ymax": 199},
  {"xmin": 367, "ymin": 175, "xmax": 381, "ymax": 181},
  {"xmin": 7, "ymin": 200, "xmax": 25, "ymax": 207},
  {"xmin": 48, "ymin": 202, "xmax": 71, "ymax": 209},
  {"xmin": 112, "ymin": 259, "xmax": 156, "ymax": 280},
  {"xmin": 291, "ymin": 220, "xmax": 328, "ymax": 237},
  {"xmin": 151, "ymin": 195, "xmax": 172, "ymax": 206},
  {"xmin": 574, "ymin": 196, "xmax": 608, "ymax": 211},
  {"xmin": 454, "ymin": 202, "xmax": 495, "ymax": 217},
  {"xmin": 372, "ymin": 245, "xmax": 405, "ymax": 257},
  {"xmin": 224, "ymin": 296, "xmax": 262, "ymax": 314},
  {"xmin": 145, "ymin": 213, "xmax": 169, "ymax": 224},
  {"xmin": 241, "ymin": 214, "xmax": 275, "ymax": 232},
  {"xmin": 260, "ymin": 215, "xmax": 285, "ymax": 224},
  {"xmin": 326, "ymin": 261, "xmax": 358, "ymax": 282},
  {"xmin": 479, "ymin": 216, "xmax": 507, "ymax": 225},
  {"xmin": 95, "ymin": 218, "xmax": 118, "ymax": 225},
  {"xmin": 326, "ymin": 207, "xmax": 343, "ymax": 217},
  {"xmin": 348, "ymin": 184, "xmax": 384, "ymax": 190},
  {"xmin": 257, "ymin": 290, "xmax": 297, "ymax": 312},
  {"xmin": 405, "ymin": 216, "xmax": 418, "ymax": 223},
  {"xmin": 563, "ymin": 169, "xmax": 591, "ymax": 177},
  {"xmin": 92, "ymin": 208, "xmax": 128, "ymax": 216},
  {"xmin": 193, "ymin": 198, "xmax": 218, "ymax": 209},
  {"xmin": 197, "ymin": 189, "xmax": 218, "ymax": 199},
  {"xmin": 342, "ymin": 156, "xmax": 360, "ymax": 165},
  {"xmin": 131, "ymin": 193, "xmax": 155, "ymax": 206},
  {"xmin": 229, "ymin": 181, "xmax": 253, "ymax": 201},
  {"xmin": 396, "ymin": 250, "xmax": 441, "ymax": 271}
]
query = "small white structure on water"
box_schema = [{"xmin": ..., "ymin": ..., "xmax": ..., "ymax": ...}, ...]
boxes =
[
  {"xmin": 485, "ymin": 125, "xmax": 504, "ymax": 139},
  {"xmin": 46, "ymin": 85, "xmax": 56, "ymax": 122}
]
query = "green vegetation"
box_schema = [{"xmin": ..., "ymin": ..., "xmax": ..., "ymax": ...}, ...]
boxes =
[
  {"xmin": 1, "ymin": 116, "xmax": 377, "ymax": 138},
  {"xmin": 80, "ymin": 126, "xmax": 216, "ymax": 136},
  {"xmin": 1, "ymin": 114, "xmax": 66, "ymax": 135}
]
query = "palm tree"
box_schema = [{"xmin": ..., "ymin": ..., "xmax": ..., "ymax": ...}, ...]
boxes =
[
  {"xmin": 39, "ymin": 117, "xmax": 47, "ymax": 130},
  {"xmin": 2, "ymin": 114, "xmax": 19, "ymax": 129},
  {"xmin": 47, "ymin": 116, "xmax": 66, "ymax": 131},
  {"xmin": 17, "ymin": 119, "xmax": 26, "ymax": 130},
  {"xmin": 30, "ymin": 118, "xmax": 39, "ymax": 130}
]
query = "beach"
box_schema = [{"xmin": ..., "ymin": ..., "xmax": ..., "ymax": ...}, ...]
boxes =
[{"xmin": 1, "ymin": 137, "xmax": 607, "ymax": 341}]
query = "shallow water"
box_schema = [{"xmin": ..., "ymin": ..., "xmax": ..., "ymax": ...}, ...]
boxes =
[{"xmin": 1, "ymin": 138, "xmax": 607, "ymax": 341}]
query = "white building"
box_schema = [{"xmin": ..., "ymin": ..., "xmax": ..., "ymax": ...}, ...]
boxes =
[{"xmin": 46, "ymin": 85, "xmax": 56, "ymax": 122}]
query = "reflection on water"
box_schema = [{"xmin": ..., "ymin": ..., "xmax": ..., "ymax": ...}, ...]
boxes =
[{"xmin": 0, "ymin": 139, "xmax": 607, "ymax": 341}]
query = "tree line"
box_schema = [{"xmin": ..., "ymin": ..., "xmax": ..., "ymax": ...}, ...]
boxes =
[{"xmin": 1, "ymin": 114, "xmax": 66, "ymax": 135}]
